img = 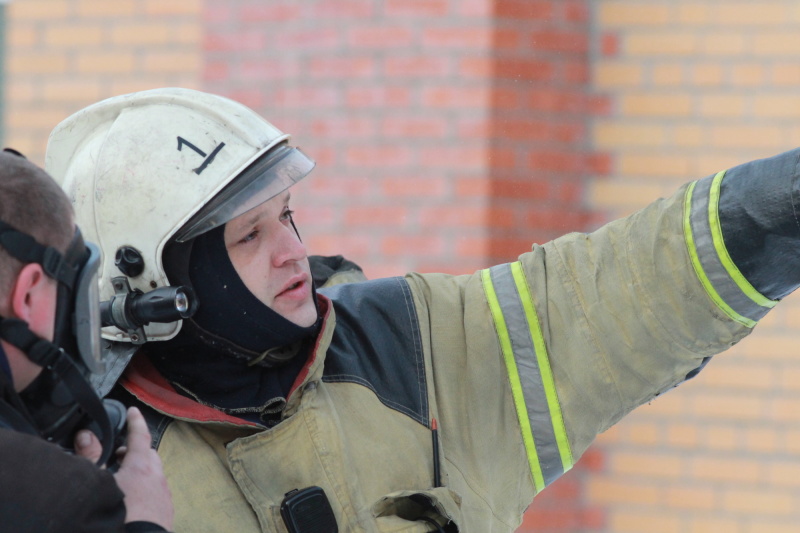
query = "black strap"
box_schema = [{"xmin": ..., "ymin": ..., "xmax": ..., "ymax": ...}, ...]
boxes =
[
  {"xmin": 0, "ymin": 319, "xmax": 62, "ymax": 368},
  {"xmin": 0, "ymin": 318, "xmax": 115, "ymax": 465},
  {"xmin": 0, "ymin": 220, "xmax": 77, "ymax": 288}
]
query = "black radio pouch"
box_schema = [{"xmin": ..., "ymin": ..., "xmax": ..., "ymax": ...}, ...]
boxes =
[{"xmin": 280, "ymin": 486, "xmax": 338, "ymax": 533}]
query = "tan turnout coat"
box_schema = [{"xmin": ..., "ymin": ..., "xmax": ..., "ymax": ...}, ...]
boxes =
[{"xmin": 117, "ymin": 158, "xmax": 777, "ymax": 532}]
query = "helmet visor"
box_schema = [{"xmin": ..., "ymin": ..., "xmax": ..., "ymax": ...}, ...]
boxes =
[{"xmin": 174, "ymin": 144, "xmax": 315, "ymax": 243}]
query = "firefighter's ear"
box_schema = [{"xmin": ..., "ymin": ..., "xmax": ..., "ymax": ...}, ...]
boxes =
[{"xmin": 9, "ymin": 263, "xmax": 53, "ymax": 337}]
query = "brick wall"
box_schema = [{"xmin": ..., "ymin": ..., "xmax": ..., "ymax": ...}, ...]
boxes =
[
  {"xmin": 6, "ymin": 1, "xmax": 800, "ymax": 532},
  {"xmin": 4, "ymin": 0, "xmax": 203, "ymax": 164},
  {"xmin": 590, "ymin": 2, "xmax": 800, "ymax": 532},
  {"xmin": 202, "ymin": 0, "xmax": 603, "ymax": 279}
]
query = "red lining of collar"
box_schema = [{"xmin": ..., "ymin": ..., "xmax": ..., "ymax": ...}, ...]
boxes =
[
  {"xmin": 121, "ymin": 354, "xmax": 258, "ymax": 426},
  {"xmin": 120, "ymin": 296, "xmax": 333, "ymax": 424}
]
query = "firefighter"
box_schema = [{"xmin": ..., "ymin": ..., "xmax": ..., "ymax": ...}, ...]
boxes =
[
  {"xmin": 46, "ymin": 87, "xmax": 797, "ymax": 532},
  {"xmin": 0, "ymin": 150, "xmax": 172, "ymax": 532}
]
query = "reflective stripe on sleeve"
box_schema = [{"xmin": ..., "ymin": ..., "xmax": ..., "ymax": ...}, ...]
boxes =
[
  {"xmin": 481, "ymin": 263, "xmax": 573, "ymax": 493},
  {"xmin": 684, "ymin": 171, "xmax": 776, "ymax": 328}
]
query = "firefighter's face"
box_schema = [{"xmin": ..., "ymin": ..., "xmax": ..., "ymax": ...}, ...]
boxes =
[{"xmin": 223, "ymin": 191, "xmax": 316, "ymax": 327}]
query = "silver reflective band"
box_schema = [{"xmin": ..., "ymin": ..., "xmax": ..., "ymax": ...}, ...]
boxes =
[
  {"xmin": 175, "ymin": 144, "xmax": 315, "ymax": 242},
  {"xmin": 74, "ymin": 241, "xmax": 103, "ymax": 373},
  {"xmin": 685, "ymin": 173, "xmax": 775, "ymax": 328},
  {"xmin": 481, "ymin": 263, "xmax": 573, "ymax": 493}
]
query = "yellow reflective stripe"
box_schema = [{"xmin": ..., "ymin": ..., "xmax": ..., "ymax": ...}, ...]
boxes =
[
  {"xmin": 481, "ymin": 268, "xmax": 546, "ymax": 492},
  {"xmin": 510, "ymin": 262, "xmax": 573, "ymax": 471},
  {"xmin": 684, "ymin": 180, "xmax": 756, "ymax": 328},
  {"xmin": 708, "ymin": 171, "xmax": 776, "ymax": 310}
]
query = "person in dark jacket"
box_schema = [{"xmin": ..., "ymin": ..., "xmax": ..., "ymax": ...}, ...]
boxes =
[{"xmin": 0, "ymin": 150, "xmax": 173, "ymax": 532}]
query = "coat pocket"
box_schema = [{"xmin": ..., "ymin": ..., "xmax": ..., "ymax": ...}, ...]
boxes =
[{"xmin": 372, "ymin": 488, "xmax": 462, "ymax": 532}]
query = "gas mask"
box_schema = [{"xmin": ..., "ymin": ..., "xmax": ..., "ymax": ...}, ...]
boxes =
[{"xmin": 0, "ymin": 220, "xmax": 124, "ymax": 466}]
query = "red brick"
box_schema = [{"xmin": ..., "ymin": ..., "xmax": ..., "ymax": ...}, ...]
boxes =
[
  {"xmin": 313, "ymin": 0, "xmax": 375, "ymax": 18},
  {"xmin": 362, "ymin": 261, "xmax": 413, "ymax": 279},
  {"xmin": 526, "ymin": 89, "xmax": 587, "ymax": 113},
  {"xmin": 578, "ymin": 447, "xmax": 606, "ymax": 472},
  {"xmin": 454, "ymin": 236, "xmax": 491, "ymax": 258},
  {"xmin": 279, "ymin": 28, "xmax": 342, "ymax": 49},
  {"xmin": 240, "ymin": 59, "xmax": 302, "ymax": 81},
  {"xmin": 491, "ymin": 119, "xmax": 549, "ymax": 141},
  {"xmin": 419, "ymin": 205, "xmax": 490, "ymax": 228},
  {"xmin": 203, "ymin": 3, "xmax": 233, "ymax": 23},
  {"xmin": 495, "ymin": 0, "xmax": 555, "ymax": 20},
  {"xmin": 490, "ymin": 87, "xmax": 523, "ymax": 110},
  {"xmin": 486, "ymin": 235, "xmax": 544, "ymax": 256},
  {"xmin": 382, "ymin": 175, "xmax": 449, "ymax": 197},
  {"xmin": 563, "ymin": 0, "xmax": 590, "ymax": 23},
  {"xmin": 528, "ymin": 207, "xmax": 590, "ymax": 231},
  {"xmin": 304, "ymin": 233, "xmax": 372, "ymax": 258},
  {"xmin": 344, "ymin": 205, "xmax": 409, "ymax": 226},
  {"xmin": 492, "ymin": 118, "xmax": 584, "ymax": 143},
  {"xmin": 455, "ymin": 176, "xmax": 492, "ymax": 197},
  {"xmin": 589, "ymin": 94, "xmax": 613, "ymax": 116},
  {"xmin": 580, "ymin": 506, "xmax": 607, "ymax": 530},
  {"xmin": 345, "ymin": 146, "xmax": 413, "ymax": 167},
  {"xmin": 203, "ymin": 61, "xmax": 230, "ymax": 81},
  {"xmin": 586, "ymin": 152, "xmax": 612, "ymax": 175},
  {"xmin": 493, "ymin": 28, "xmax": 523, "ymax": 49},
  {"xmin": 456, "ymin": 117, "xmax": 493, "ymax": 140},
  {"xmin": 562, "ymin": 60, "xmax": 590, "ymax": 83},
  {"xmin": 528, "ymin": 150, "xmax": 585, "ymax": 173},
  {"xmin": 309, "ymin": 117, "xmax": 377, "ymax": 139},
  {"xmin": 203, "ymin": 31, "xmax": 266, "ymax": 52},
  {"xmin": 301, "ymin": 146, "xmax": 338, "ymax": 168},
  {"xmin": 522, "ymin": 507, "xmax": 583, "ymax": 530},
  {"xmin": 240, "ymin": 3, "xmax": 301, "ymax": 22},
  {"xmin": 530, "ymin": 30, "xmax": 589, "ymax": 54},
  {"xmin": 495, "ymin": 58, "xmax": 556, "ymax": 81},
  {"xmin": 345, "ymin": 86, "xmax": 411, "ymax": 108},
  {"xmin": 381, "ymin": 234, "xmax": 447, "ymax": 256},
  {"xmin": 348, "ymin": 26, "xmax": 414, "ymax": 48},
  {"xmin": 459, "ymin": 57, "xmax": 494, "ymax": 78},
  {"xmin": 291, "ymin": 202, "xmax": 337, "ymax": 226},
  {"xmin": 385, "ymin": 0, "xmax": 450, "ymax": 17},
  {"xmin": 304, "ymin": 175, "xmax": 373, "ymax": 198},
  {"xmin": 492, "ymin": 178, "xmax": 552, "ymax": 200},
  {"xmin": 601, "ymin": 32, "xmax": 619, "ymax": 57},
  {"xmin": 419, "ymin": 145, "xmax": 498, "ymax": 169},
  {"xmin": 274, "ymin": 87, "xmax": 341, "ymax": 108},
  {"xmin": 422, "ymin": 27, "xmax": 493, "ymax": 48},
  {"xmin": 381, "ymin": 116, "xmax": 449, "ymax": 138},
  {"xmin": 422, "ymin": 86, "xmax": 489, "ymax": 108},
  {"xmin": 552, "ymin": 122, "xmax": 586, "ymax": 143},
  {"xmin": 308, "ymin": 57, "xmax": 376, "ymax": 79},
  {"xmin": 384, "ymin": 56, "xmax": 451, "ymax": 77},
  {"xmin": 556, "ymin": 181, "xmax": 587, "ymax": 203}
]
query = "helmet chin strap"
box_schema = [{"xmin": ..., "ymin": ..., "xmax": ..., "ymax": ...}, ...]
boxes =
[{"xmin": 0, "ymin": 317, "xmax": 116, "ymax": 466}]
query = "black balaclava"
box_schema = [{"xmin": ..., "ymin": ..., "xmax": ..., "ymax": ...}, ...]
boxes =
[{"xmin": 147, "ymin": 224, "xmax": 320, "ymax": 425}]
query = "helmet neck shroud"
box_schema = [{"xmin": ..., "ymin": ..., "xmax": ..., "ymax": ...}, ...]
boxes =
[
  {"xmin": 158, "ymin": 223, "xmax": 320, "ymax": 367},
  {"xmin": 150, "ymin": 224, "xmax": 320, "ymax": 420}
]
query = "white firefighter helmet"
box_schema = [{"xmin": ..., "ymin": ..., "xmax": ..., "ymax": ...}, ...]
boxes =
[{"xmin": 45, "ymin": 87, "xmax": 315, "ymax": 343}]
